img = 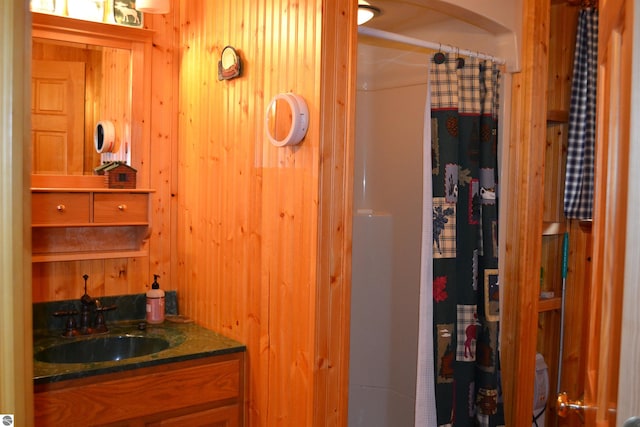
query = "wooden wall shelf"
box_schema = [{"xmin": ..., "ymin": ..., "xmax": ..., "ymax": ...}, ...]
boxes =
[
  {"xmin": 32, "ymin": 249, "xmax": 149, "ymax": 263},
  {"xmin": 538, "ymin": 297, "xmax": 562, "ymax": 312},
  {"xmin": 31, "ymin": 188, "xmax": 154, "ymax": 262},
  {"xmin": 542, "ymin": 221, "xmax": 567, "ymax": 236},
  {"xmin": 547, "ymin": 109, "xmax": 569, "ymax": 123}
]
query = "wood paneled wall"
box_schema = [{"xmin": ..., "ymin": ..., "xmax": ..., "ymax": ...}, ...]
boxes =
[
  {"xmin": 176, "ymin": 1, "xmax": 354, "ymax": 426},
  {"xmin": 30, "ymin": 1, "xmax": 353, "ymax": 424},
  {"xmin": 543, "ymin": 5, "xmax": 593, "ymax": 427},
  {"xmin": 31, "ymin": 11, "xmax": 176, "ymax": 303}
]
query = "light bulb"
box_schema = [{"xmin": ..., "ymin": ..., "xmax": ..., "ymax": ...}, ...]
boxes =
[{"xmin": 135, "ymin": 0, "xmax": 170, "ymax": 14}]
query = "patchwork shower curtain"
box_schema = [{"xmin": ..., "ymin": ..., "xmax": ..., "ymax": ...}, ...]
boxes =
[{"xmin": 430, "ymin": 56, "xmax": 503, "ymax": 426}]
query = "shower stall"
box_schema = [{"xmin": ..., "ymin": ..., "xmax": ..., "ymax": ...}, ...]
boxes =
[{"xmin": 348, "ymin": 2, "xmax": 518, "ymax": 426}]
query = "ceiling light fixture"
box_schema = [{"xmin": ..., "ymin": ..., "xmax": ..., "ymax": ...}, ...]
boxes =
[
  {"xmin": 358, "ymin": 1, "xmax": 381, "ymax": 26},
  {"xmin": 135, "ymin": 0, "xmax": 170, "ymax": 14}
]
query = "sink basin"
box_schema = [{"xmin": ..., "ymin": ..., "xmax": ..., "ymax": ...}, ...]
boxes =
[{"xmin": 34, "ymin": 335, "xmax": 170, "ymax": 364}]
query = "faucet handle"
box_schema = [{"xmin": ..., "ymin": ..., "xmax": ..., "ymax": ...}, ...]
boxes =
[
  {"xmin": 53, "ymin": 310, "xmax": 80, "ymax": 337},
  {"xmin": 93, "ymin": 301, "xmax": 116, "ymax": 334},
  {"xmin": 95, "ymin": 304, "xmax": 117, "ymax": 312}
]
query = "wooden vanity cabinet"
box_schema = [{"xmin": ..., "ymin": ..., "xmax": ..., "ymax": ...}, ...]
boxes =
[
  {"xmin": 31, "ymin": 188, "xmax": 153, "ymax": 262},
  {"xmin": 34, "ymin": 352, "xmax": 245, "ymax": 427}
]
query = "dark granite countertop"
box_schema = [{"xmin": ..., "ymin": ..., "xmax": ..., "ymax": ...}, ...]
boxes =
[
  {"xmin": 34, "ymin": 318, "xmax": 245, "ymax": 385},
  {"xmin": 33, "ymin": 292, "xmax": 245, "ymax": 385}
]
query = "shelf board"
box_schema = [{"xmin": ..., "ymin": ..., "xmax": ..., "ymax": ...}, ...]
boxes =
[
  {"xmin": 547, "ymin": 109, "xmax": 569, "ymax": 123},
  {"xmin": 542, "ymin": 221, "xmax": 567, "ymax": 236},
  {"xmin": 579, "ymin": 219, "xmax": 593, "ymax": 232},
  {"xmin": 538, "ymin": 297, "xmax": 563, "ymax": 312},
  {"xmin": 31, "ymin": 187, "xmax": 154, "ymax": 193},
  {"xmin": 32, "ymin": 222, "xmax": 150, "ymax": 228},
  {"xmin": 32, "ymin": 249, "xmax": 148, "ymax": 263}
]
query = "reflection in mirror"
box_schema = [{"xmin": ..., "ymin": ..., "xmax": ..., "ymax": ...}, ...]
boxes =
[
  {"xmin": 218, "ymin": 46, "xmax": 241, "ymax": 80},
  {"xmin": 267, "ymin": 98, "xmax": 293, "ymax": 143},
  {"xmin": 31, "ymin": 37, "xmax": 132, "ymax": 175},
  {"xmin": 31, "ymin": 12, "xmax": 152, "ymax": 183}
]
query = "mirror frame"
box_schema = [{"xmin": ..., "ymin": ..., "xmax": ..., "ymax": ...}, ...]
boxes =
[
  {"xmin": 265, "ymin": 93, "xmax": 309, "ymax": 147},
  {"xmin": 218, "ymin": 46, "xmax": 241, "ymax": 80},
  {"xmin": 31, "ymin": 12, "xmax": 153, "ymax": 187}
]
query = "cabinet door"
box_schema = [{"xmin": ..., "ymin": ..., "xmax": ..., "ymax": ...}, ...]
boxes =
[{"xmin": 152, "ymin": 405, "xmax": 239, "ymax": 427}]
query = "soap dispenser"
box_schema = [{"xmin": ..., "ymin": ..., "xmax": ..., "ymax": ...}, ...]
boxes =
[{"xmin": 146, "ymin": 274, "xmax": 165, "ymax": 324}]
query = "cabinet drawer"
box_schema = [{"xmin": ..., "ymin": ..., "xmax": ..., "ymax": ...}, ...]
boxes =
[
  {"xmin": 32, "ymin": 192, "xmax": 90, "ymax": 225},
  {"xmin": 93, "ymin": 193, "xmax": 148, "ymax": 223},
  {"xmin": 156, "ymin": 404, "xmax": 240, "ymax": 427}
]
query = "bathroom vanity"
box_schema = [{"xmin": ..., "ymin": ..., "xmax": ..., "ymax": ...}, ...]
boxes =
[{"xmin": 33, "ymin": 320, "xmax": 246, "ymax": 426}]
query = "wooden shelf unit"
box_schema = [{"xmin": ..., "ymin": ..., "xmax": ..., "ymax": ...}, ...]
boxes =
[{"xmin": 31, "ymin": 187, "xmax": 154, "ymax": 262}]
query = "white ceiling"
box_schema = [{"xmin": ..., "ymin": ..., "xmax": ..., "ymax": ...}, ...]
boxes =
[
  {"xmin": 357, "ymin": 0, "xmax": 502, "ymax": 90},
  {"xmin": 363, "ymin": 0, "xmax": 453, "ymax": 32}
]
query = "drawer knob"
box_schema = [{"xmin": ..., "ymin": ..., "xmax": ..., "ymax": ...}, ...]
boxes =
[
  {"xmin": 56, "ymin": 204, "xmax": 66, "ymax": 212},
  {"xmin": 117, "ymin": 204, "xmax": 127, "ymax": 211}
]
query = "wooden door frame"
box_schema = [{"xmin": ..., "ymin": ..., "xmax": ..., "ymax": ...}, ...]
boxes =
[
  {"xmin": 617, "ymin": 1, "xmax": 640, "ymax": 420},
  {"xmin": 587, "ymin": 0, "xmax": 640, "ymax": 423},
  {"xmin": 501, "ymin": 0, "xmax": 550, "ymax": 424},
  {"xmin": 314, "ymin": 0, "xmax": 358, "ymax": 425},
  {"xmin": 0, "ymin": 1, "xmax": 33, "ymax": 425}
]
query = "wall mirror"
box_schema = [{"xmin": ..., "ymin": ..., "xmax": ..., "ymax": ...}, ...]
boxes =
[
  {"xmin": 31, "ymin": 12, "xmax": 152, "ymax": 179},
  {"xmin": 265, "ymin": 93, "xmax": 309, "ymax": 147},
  {"xmin": 218, "ymin": 46, "xmax": 241, "ymax": 80}
]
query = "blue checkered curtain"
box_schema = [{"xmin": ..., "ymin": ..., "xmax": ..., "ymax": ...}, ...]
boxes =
[
  {"xmin": 564, "ymin": 9, "xmax": 598, "ymax": 219},
  {"xmin": 430, "ymin": 56, "xmax": 503, "ymax": 427}
]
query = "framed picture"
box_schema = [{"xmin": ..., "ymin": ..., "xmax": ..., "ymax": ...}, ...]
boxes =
[
  {"xmin": 484, "ymin": 269, "xmax": 499, "ymax": 322},
  {"xmin": 113, "ymin": 0, "xmax": 143, "ymax": 27}
]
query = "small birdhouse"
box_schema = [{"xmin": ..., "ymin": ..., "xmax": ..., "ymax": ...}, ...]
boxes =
[{"xmin": 94, "ymin": 161, "xmax": 137, "ymax": 189}]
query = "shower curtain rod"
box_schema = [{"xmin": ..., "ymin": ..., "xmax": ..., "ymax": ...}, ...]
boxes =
[{"xmin": 358, "ymin": 26, "xmax": 506, "ymax": 65}]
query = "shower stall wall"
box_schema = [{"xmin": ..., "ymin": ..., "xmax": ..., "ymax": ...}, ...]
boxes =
[{"xmin": 349, "ymin": 82, "xmax": 428, "ymax": 427}]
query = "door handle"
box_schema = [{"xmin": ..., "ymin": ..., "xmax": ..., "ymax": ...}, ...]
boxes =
[{"xmin": 557, "ymin": 392, "xmax": 585, "ymax": 421}]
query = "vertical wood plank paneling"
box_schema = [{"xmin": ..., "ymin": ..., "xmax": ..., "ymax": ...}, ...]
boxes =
[
  {"xmin": 547, "ymin": 4, "xmax": 579, "ymax": 114},
  {"xmin": 544, "ymin": 4, "xmax": 577, "ymax": 222},
  {"xmin": 539, "ymin": 6, "xmax": 594, "ymax": 427},
  {"xmin": 502, "ymin": 0, "xmax": 550, "ymax": 424},
  {"xmin": 31, "ymin": 1, "xmax": 352, "ymax": 424},
  {"xmin": 559, "ymin": 220, "xmax": 592, "ymax": 427},
  {"xmin": 177, "ymin": 1, "xmax": 352, "ymax": 425},
  {"xmin": 314, "ymin": 0, "xmax": 356, "ymax": 424},
  {"xmin": 145, "ymin": 4, "xmax": 179, "ymax": 299}
]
